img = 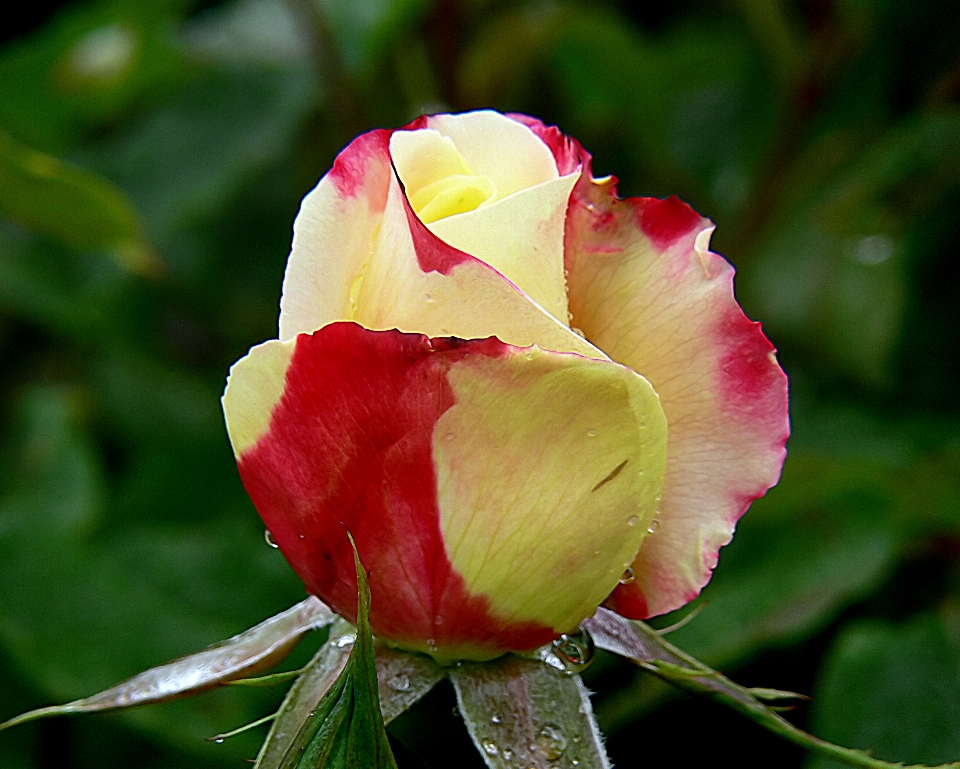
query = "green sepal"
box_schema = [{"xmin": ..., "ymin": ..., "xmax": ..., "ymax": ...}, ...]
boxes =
[
  {"xmin": 0, "ymin": 597, "xmax": 334, "ymax": 731},
  {"xmin": 278, "ymin": 535, "xmax": 398, "ymax": 769}
]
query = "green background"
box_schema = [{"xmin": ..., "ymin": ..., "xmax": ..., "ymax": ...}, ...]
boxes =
[{"xmin": 0, "ymin": 0, "xmax": 959, "ymax": 766}]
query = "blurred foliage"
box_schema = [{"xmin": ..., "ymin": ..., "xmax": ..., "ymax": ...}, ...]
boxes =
[{"xmin": 0, "ymin": 0, "xmax": 958, "ymax": 767}]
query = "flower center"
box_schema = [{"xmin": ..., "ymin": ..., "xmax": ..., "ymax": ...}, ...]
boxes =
[{"xmin": 409, "ymin": 173, "xmax": 497, "ymax": 224}]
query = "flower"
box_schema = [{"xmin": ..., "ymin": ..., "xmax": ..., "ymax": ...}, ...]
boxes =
[{"xmin": 221, "ymin": 110, "xmax": 789, "ymax": 662}]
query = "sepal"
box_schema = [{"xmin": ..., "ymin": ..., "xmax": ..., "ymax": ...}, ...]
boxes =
[
  {"xmin": 450, "ymin": 654, "xmax": 610, "ymax": 769},
  {"xmin": 0, "ymin": 597, "xmax": 334, "ymax": 731}
]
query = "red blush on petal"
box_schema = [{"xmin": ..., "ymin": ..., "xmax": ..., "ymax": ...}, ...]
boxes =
[
  {"xmin": 636, "ymin": 196, "xmax": 702, "ymax": 250},
  {"xmin": 329, "ymin": 129, "xmax": 392, "ymax": 198},
  {"xmin": 401, "ymin": 190, "xmax": 477, "ymax": 275},
  {"xmin": 237, "ymin": 323, "xmax": 555, "ymax": 655}
]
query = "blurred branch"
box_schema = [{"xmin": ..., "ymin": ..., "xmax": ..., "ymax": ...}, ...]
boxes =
[{"xmin": 284, "ymin": 0, "xmax": 366, "ymax": 137}]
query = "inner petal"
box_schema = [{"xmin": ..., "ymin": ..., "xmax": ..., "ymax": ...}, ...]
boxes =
[{"xmin": 412, "ymin": 174, "xmax": 497, "ymax": 224}]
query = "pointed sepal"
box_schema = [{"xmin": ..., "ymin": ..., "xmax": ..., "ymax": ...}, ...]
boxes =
[
  {"xmin": 0, "ymin": 597, "xmax": 335, "ymax": 731},
  {"xmin": 276, "ymin": 538, "xmax": 398, "ymax": 768}
]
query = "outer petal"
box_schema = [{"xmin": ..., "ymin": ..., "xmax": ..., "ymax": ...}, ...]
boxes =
[
  {"xmin": 564, "ymin": 170, "xmax": 789, "ymax": 619},
  {"xmin": 221, "ymin": 322, "xmax": 666, "ymax": 661},
  {"xmin": 278, "ymin": 119, "xmax": 591, "ymax": 358}
]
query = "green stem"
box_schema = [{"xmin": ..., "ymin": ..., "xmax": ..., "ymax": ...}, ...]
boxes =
[{"xmin": 585, "ymin": 610, "xmax": 960, "ymax": 769}]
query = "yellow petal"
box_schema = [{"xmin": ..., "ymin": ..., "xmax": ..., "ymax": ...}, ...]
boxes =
[{"xmin": 435, "ymin": 346, "xmax": 667, "ymax": 634}]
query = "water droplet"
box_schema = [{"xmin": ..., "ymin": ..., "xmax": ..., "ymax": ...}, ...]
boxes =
[
  {"xmin": 434, "ymin": 614, "xmax": 444, "ymax": 625},
  {"xmin": 425, "ymin": 293, "xmax": 435, "ymax": 302},
  {"xmin": 627, "ymin": 515, "xmax": 638, "ymax": 527},
  {"xmin": 524, "ymin": 351, "xmax": 535, "ymax": 361},
  {"xmin": 619, "ymin": 567, "xmax": 635, "ymax": 585},
  {"xmin": 70, "ymin": 24, "xmax": 136, "ymax": 81},
  {"xmin": 491, "ymin": 714, "xmax": 502, "ymax": 724},
  {"xmin": 335, "ymin": 634, "xmax": 356, "ymax": 648},
  {"xmin": 387, "ymin": 674, "xmax": 410, "ymax": 692},
  {"xmin": 451, "ymin": 706, "xmax": 461, "ymax": 717},
  {"xmin": 550, "ymin": 627, "xmax": 595, "ymax": 674},
  {"xmin": 444, "ymin": 431, "xmax": 454, "ymax": 441},
  {"xmin": 567, "ymin": 310, "xmax": 574, "ymax": 322},
  {"xmin": 482, "ymin": 740, "xmax": 499, "ymax": 756},
  {"xmin": 299, "ymin": 533, "xmax": 305, "ymax": 539},
  {"xmin": 647, "ymin": 519, "xmax": 660, "ymax": 534},
  {"xmin": 502, "ymin": 748, "xmax": 514, "ymax": 761},
  {"xmin": 571, "ymin": 327, "xmax": 586, "ymax": 338},
  {"xmin": 586, "ymin": 428, "xmax": 597, "ymax": 437},
  {"xmin": 264, "ymin": 530, "xmax": 279, "ymax": 548},
  {"xmin": 536, "ymin": 724, "xmax": 567, "ymax": 761},
  {"xmin": 348, "ymin": 273, "xmax": 364, "ymax": 308},
  {"xmin": 572, "ymin": 760, "xmax": 581, "ymax": 766},
  {"xmin": 213, "ymin": 738, "xmax": 225, "ymax": 744}
]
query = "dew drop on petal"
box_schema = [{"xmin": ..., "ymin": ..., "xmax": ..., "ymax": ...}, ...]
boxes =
[
  {"xmin": 491, "ymin": 714, "xmax": 502, "ymax": 724},
  {"xmin": 550, "ymin": 627, "xmax": 595, "ymax": 675},
  {"xmin": 264, "ymin": 530, "xmax": 279, "ymax": 548},
  {"xmin": 627, "ymin": 515, "xmax": 638, "ymax": 527},
  {"xmin": 619, "ymin": 567, "xmax": 635, "ymax": 585},
  {"xmin": 482, "ymin": 741, "xmax": 499, "ymax": 756},
  {"xmin": 647, "ymin": 519, "xmax": 661, "ymax": 534},
  {"xmin": 571, "ymin": 327, "xmax": 586, "ymax": 338},
  {"xmin": 586, "ymin": 428, "xmax": 597, "ymax": 437},
  {"xmin": 213, "ymin": 738, "xmax": 225, "ymax": 744}
]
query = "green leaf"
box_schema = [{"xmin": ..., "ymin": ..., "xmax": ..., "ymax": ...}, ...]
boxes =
[
  {"xmin": 72, "ymin": 63, "xmax": 316, "ymax": 242},
  {"xmin": 277, "ymin": 539, "xmax": 397, "ymax": 769},
  {"xmin": 450, "ymin": 653, "xmax": 612, "ymax": 769},
  {"xmin": 0, "ymin": 0, "xmax": 189, "ymax": 152},
  {"xmin": 0, "ymin": 130, "xmax": 158, "ymax": 274},
  {"xmin": 806, "ymin": 614, "xmax": 960, "ymax": 769},
  {"xmin": 0, "ymin": 597, "xmax": 334, "ymax": 732},
  {"xmin": 743, "ymin": 112, "xmax": 960, "ymax": 386}
]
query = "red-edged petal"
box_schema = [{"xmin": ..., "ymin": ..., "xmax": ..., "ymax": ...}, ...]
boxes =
[
  {"xmin": 278, "ymin": 118, "xmax": 594, "ymax": 359},
  {"xmin": 564, "ymin": 164, "xmax": 789, "ymax": 620},
  {"xmin": 222, "ymin": 323, "xmax": 667, "ymax": 661}
]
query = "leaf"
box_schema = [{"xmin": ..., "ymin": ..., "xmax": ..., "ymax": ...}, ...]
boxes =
[
  {"xmin": 72, "ymin": 63, "xmax": 316, "ymax": 241},
  {"xmin": 276, "ymin": 539, "xmax": 398, "ymax": 769},
  {"xmin": 0, "ymin": 0, "xmax": 189, "ymax": 152},
  {"xmin": 806, "ymin": 614, "xmax": 960, "ymax": 769},
  {"xmin": 0, "ymin": 597, "xmax": 334, "ymax": 731},
  {"xmin": 0, "ymin": 130, "xmax": 158, "ymax": 274},
  {"xmin": 743, "ymin": 113, "xmax": 960, "ymax": 386},
  {"xmin": 450, "ymin": 654, "xmax": 611, "ymax": 769}
]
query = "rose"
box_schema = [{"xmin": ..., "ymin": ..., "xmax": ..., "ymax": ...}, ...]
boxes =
[{"xmin": 222, "ymin": 110, "xmax": 788, "ymax": 662}]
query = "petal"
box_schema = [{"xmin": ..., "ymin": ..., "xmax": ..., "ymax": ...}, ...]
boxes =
[
  {"xmin": 278, "ymin": 128, "xmax": 393, "ymax": 342},
  {"xmin": 565, "ymin": 175, "xmax": 789, "ymax": 619},
  {"xmin": 221, "ymin": 323, "xmax": 666, "ymax": 661},
  {"xmin": 435, "ymin": 342, "xmax": 666, "ymax": 637},
  {"xmin": 279, "ymin": 129, "xmax": 593, "ymax": 358},
  {"xmin": 423, "ymin": 110, "xmax": 560, "ymax": 198},
  {"xmin": 425, "ymin": 172, "xmax": 578, "ymax": 324}
]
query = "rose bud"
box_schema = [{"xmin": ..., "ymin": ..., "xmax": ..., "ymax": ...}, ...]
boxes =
[{"xmin": 222, "ymin": 111, "xmax": 789, "ymax": 662}]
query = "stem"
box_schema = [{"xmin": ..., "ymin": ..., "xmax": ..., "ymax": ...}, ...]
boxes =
[{"xmin": 585, "ymin": 610, "xmax": 960, "ymax": 769}]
